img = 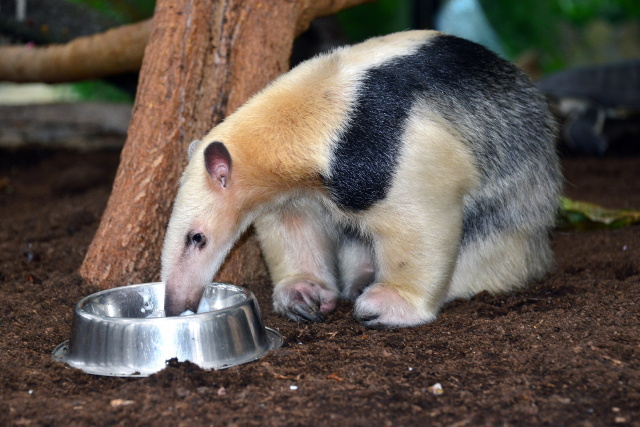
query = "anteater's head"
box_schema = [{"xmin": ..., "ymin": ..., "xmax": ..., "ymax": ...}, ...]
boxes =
[{"xmin": 161, "ymin": 139, "xmax": 246, "ymax": 316}]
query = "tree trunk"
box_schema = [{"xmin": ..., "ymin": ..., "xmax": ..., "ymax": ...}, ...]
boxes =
[{"xmin": 80, "ymin": 0, "xmax": 371, "ymax": 288}]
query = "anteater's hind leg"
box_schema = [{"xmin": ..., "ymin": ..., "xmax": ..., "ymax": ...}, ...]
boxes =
[
  {"xmin": 254, "ymin": 198, "xmax": 340, "ymax": 323},
  {"xmin": 352, "ymin": 109, "xmax": 479, "ymax": 329}
]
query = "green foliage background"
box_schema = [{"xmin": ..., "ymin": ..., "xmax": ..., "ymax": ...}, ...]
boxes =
[
  {"xmin": 336, "ymin": 0, "xmax": 412, "ymax": 42},
  {"xmin": 481, "ymin": 0, "xmax": 640, "ymax": 72},
  {"xmin": 66, "ymin": 0, "xmax": 155, "ymax": 23}
]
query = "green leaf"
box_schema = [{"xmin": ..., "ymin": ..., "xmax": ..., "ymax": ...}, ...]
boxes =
[{"xmin": 558, "ymin": 197, "xmax": 640, "ymax": 230}]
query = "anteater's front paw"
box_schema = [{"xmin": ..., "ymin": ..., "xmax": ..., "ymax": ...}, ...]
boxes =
[
  {"xmin": 353, "ymin": 283, "xmax": 435, "ymax": 329},
  {"xmin": 273, "ymin": 279, "xmax": 338, "ymax": 323}
]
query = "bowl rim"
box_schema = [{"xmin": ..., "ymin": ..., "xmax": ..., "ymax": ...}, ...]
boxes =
[{"xmin": 75, "ymin": 282, "xmax": 255, "ymax": 323}]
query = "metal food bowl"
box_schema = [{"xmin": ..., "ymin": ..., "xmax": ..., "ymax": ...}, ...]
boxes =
[{"xmin": 53, "ymin": 282, "xmax": 283, "ymax": 377}]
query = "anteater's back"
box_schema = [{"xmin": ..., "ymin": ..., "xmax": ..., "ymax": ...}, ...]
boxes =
[{"xmin": 315, "ymin": 32, "xmax": 562, "ymax": 299}]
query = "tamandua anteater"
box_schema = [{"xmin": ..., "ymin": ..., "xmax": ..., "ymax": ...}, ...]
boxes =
[{"xmin": 161, "ymin": 30, "xmax": 562, "ymax": 329}]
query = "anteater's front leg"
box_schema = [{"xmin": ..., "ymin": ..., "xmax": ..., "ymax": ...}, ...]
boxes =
[{"xmin": 254, "ymin": 199, "xmax": 340, "ymax": 323}]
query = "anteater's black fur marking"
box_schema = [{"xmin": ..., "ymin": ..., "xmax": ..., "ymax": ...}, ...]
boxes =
[{"xmin": 324, "ymin": 35, "xmax": 560, "ymax": 244}]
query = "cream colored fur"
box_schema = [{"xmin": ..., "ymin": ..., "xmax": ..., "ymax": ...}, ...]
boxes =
[{"xmin": 447, "ymin": 231, "xmax": 553, "ymax": 301}]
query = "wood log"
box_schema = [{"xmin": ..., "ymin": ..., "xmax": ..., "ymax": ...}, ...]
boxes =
[
  {"xmin": 80, "ymin": 0, "xmax": 371, "ymax": 289},
  {"xmin": 0, "ymin": 103, "xmax": 130, "ymax": 150},
  {"xmin": 0, "ymin": 20, "xmax": 151, "ymax": 83}
]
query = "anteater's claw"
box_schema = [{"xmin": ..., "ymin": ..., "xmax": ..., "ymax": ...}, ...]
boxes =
[{"xmin": 291, "ymin": 303, "xmax": 325, "ymax": 323}]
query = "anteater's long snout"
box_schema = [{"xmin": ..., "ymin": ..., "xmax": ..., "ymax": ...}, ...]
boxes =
[{"xmin": 163, "ymin": 278, "xmax": 205, "ymax": 316}]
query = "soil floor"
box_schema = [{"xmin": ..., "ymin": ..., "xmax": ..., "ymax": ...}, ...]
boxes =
[{"xmin": 1, "ymin": 146, "xmax": 639, "ymax": 426}]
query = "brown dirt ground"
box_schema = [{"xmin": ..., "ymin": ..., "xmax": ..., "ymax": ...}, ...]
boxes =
[{"xmin": 1, "ymin": 146, "xmax": 639, "ymax": 426}]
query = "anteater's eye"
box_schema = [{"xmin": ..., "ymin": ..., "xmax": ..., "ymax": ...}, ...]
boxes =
[{"xmin": 187, "ymin": 233, "xmax": 206, "ymax": 249}]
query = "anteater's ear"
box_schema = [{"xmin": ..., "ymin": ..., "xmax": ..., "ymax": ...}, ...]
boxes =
[
  {"xmin": 187, "ymin": 139, "xmax": 200, "ymax": 160},
  {"xmin": 204, "ymin": 141, "xmax": 232, "ymax": 188}
]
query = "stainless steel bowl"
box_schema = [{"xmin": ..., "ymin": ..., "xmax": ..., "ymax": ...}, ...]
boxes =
[{"xmin": 53, "ymin": 282, "xmax": 283, "ymax": 377}]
